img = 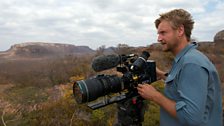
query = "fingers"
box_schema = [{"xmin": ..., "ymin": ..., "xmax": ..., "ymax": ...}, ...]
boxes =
[
  {"xmin": 137, "ymin": 84, "xmax": 148, "ymax": 94},
  {"xmin": 137, "ymin": 84, "xmax": 144, "ymax": 88},
  {"xmin": 137, "ymin": 84, "xmax": 143, "ymax": 93},
  {"xmin": 137, "ymin": 84, "xmax": 146, "ymax": 92},
  {"xmin": 137, "ymin": 84, "xmax": 156, "ymax": 92}
]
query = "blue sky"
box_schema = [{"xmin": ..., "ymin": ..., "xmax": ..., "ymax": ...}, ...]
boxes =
[{"xmin": 0, "ymin": 0, "xmax": 224, "ymax": 51}]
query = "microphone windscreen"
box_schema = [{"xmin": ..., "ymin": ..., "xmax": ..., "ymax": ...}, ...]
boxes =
[{"xmin": 91, "ymin": 54, "xmax": 121, "ymax": 72}]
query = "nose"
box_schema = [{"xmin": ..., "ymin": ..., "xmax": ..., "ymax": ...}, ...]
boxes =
[{"xmin": 157, "ymin": 34, "xmax": 162, "ymax": 43}]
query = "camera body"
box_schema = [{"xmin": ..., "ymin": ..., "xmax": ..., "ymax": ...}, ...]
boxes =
[{"xmin": 73, "ymin": 51, "xmax": 156, "ymax": 109}]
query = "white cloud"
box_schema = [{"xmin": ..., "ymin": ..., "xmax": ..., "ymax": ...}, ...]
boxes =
[{"xmin": 0, "ymin": 0, "xmax": 223, "ymax": 51}]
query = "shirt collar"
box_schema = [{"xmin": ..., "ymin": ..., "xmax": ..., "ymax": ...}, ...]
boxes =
[{"xmin": 174, "ymin": 42, "xmax": 198, "ymax": 63}]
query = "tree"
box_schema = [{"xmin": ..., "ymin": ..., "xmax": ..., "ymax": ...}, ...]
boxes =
[
  {"xmin": 95, "ymin": 45, "xmax": 106, "ymax": 56},
  {"xmin": 112, "ymin": 44, "xmax": 133, "ymax": 55}
]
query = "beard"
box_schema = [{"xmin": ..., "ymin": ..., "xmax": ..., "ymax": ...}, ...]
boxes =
[{"xmin": 161, "ymin": 36, "xmax": 180, "ymax": 53}]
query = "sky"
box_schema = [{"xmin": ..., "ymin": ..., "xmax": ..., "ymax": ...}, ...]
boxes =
[{"xmin": 0, "ymin": 0, "xmax": 224, "ymax": 51}]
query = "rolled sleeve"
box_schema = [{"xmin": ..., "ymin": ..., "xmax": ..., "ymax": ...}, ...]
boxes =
[
  {"xmin": 176, "ymin": 101, "xmax": 186, "ymax": 110},
  {"xmin": 175, "ymin": 63, "xmax": 209, "ymax": 125}
]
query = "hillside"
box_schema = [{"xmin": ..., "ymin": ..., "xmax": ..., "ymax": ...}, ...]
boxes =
[
  {"xmin": 0, "ymin": 30, "xmax": 223, "ymax": 126},
  {"xmin": 0, "ymin": 42, "xmax": 95, "ymax": 59}
]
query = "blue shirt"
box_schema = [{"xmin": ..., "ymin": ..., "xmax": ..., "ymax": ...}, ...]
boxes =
[{"xmin": 160, "ymin": 43, "xmax": 222, "ymax": 126}]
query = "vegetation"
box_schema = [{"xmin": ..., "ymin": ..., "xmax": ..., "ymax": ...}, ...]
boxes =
[{"xmin": 0, "ymin": 43, "xmax": 223, "ymax": 126}]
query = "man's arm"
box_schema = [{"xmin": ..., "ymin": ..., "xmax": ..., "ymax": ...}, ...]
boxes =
[
  {"xmin": 137, "ymin": 84, "xmax": 177, "ymax": 118},
  {"xmin": 138, "ymin": 63, "xmax": 209, "ymax": 125}
]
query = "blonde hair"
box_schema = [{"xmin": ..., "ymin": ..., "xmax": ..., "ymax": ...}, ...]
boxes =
[{"xmin": 155, "ymin": 9, "xmax": 194, "ymax": 41}]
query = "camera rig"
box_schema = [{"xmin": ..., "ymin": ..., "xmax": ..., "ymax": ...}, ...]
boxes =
[{"xmin": 73, "ymin": 51, "xmax": 156, "ymax": 125}]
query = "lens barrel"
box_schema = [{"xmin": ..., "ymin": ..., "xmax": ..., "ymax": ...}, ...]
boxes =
[{"xmin": 73, "ymin": 75, "xmax": 123, "ymax": 103}]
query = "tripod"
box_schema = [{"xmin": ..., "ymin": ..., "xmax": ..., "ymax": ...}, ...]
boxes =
[
  {"xmin": 114, "ymin": 95, "xmax": 146, "ymax": 126},
  {"xmin": 88, "ymin": 92, "xmax": 147, "ymax": 126}
]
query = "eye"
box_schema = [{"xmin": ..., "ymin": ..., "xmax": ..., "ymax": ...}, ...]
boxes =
[{"xmin": 159, "ymin": 31, "xmax": 166, "ymax": 35}]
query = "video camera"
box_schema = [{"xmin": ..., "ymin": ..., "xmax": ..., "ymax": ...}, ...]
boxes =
[{"xmin": 73, "ymin": 51, "xmax": 157, "ymax": 110}]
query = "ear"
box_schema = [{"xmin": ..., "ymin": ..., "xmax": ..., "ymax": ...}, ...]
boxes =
[{"xmin": 177, "ymin": 25, "xmax": 185, "ymax": 37}]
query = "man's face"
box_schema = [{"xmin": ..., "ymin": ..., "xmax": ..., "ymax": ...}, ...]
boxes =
[{"xmin": 157, "ymin": 20, "xmax": 179, "ymax": 53}]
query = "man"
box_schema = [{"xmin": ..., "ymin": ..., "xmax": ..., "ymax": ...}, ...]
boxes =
[{"xmin": 137, "ymin": 9, "xmax": 222, "ymax": 126}]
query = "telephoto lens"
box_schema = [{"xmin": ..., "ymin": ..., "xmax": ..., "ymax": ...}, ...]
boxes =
[{"xmin": 73, "ymin": 75, "xmax": 124, "ymax": 103}]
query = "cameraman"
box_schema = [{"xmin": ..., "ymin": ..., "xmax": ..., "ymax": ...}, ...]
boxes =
[{"xmin": 137, "ymin": 9, "xmax": 222, "ymax": 126}]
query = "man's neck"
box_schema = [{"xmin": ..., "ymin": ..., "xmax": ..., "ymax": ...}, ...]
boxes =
[{"xmin": 173, "ymin": 38, "xmax": 189, "ymax": 56}]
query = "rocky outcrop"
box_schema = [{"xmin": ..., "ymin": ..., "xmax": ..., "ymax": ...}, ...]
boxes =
[
  {"xmin": 214, "ymin": 30, "xmax": 224, "ymax": 43},
  {"xmin": 1, "ymin": 42, "xmax": 95, "ymax": 58},
  {"xmin": 214, "ymin": 30, "xmax": 224, "ymax": 48}
]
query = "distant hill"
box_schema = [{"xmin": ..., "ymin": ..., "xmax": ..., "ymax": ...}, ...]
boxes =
[{"xmin": 0, "ymin": 42, "xmax": 95, "ymax": 59}]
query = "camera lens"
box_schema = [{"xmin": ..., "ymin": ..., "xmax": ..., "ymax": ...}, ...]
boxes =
[
  {"xmin": 73, "ymin": 75, "xmax": 124, "ymax": 103},
  {"xmin": 73, "ymin": 80, "xmax": 88, "ymax": 103}
]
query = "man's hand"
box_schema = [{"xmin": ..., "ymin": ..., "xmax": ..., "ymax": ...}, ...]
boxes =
[{"xmin": 137, "ymin": 84, "xmax": 159, "ymax": 101}]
